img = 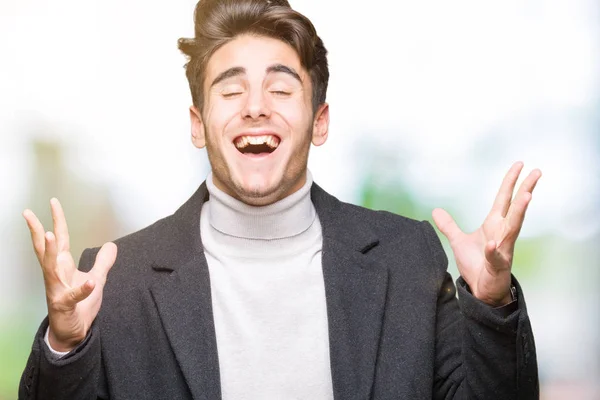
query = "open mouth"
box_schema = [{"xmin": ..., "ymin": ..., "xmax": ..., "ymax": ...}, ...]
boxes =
[{"xmin": 234, "ymin": 135, "xmax": 280, "ymax": 155}]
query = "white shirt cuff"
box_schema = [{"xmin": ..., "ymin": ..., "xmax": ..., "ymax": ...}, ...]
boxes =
[{"xmin": 44, "ymin": 327, "xmax": 70, "ymax": 359}]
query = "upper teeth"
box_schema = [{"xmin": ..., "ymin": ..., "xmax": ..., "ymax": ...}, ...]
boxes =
[{"xmin": 235, "ymin": 135, "xmax": 280, "ymax": 149}]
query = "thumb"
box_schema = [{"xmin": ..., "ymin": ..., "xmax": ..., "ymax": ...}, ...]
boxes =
[
  {"xmin": 90, "ymin": 242, "xmax": 118, "ymax": 282},
  {"xmin": 432, "ymin": 208, "xmax": 462, "ymax": 243},
  {"xmin": 484, "ymin": 240, "xmax": 508, "ymax": 270},
  {"xmin": 62, "ymin": 280, "xmax": 96, "ymax": 307}
]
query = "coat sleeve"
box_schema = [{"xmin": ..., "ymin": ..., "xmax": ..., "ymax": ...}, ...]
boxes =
[
  {"xmin": 419, "ymin": 221, "xmax": 539, "ymax": 400},
  {"xmin": 18, "ymin": 248, "xmax": 108, "ymax": 400}
]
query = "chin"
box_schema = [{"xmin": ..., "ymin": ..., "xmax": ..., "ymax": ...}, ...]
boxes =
[
  {"xmin": 234, "ymin": 188, "xmax": 282, "ymax": 206},
  {"xmin": 234, "ymin": 177, "xmax": 282, "ymax": 206},
  {"xmin": 215, "ymin": 163, "xmax": 307, "ymax": 206}
]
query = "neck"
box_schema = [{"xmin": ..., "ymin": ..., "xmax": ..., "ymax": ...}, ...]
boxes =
[{"xmin": 205, "ymin": 171, "xmax": 315, "ymax": 240}]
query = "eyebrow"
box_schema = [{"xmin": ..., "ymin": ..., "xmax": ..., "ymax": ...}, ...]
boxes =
[
  {"xmin": 266, "ymin": 64, "xmax": 302, "ymax": 83},
  {"xmin": 210, "ymin": 63, "xmax": 303, "ymax": 88},
  {"xmin": 210, "ymin": 66, "xmax": 246, "ymax": 88}
]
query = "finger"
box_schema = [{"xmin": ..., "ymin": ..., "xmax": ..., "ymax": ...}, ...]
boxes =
[
  {"xmin": 42, "ymin": 231, "xmax": 58, "ymax": 279},
  {"xmin": 61, "ymin": 280, "xmax": 96, "ymax": 308},
  {"xmin": 90, "ymin": 242, "xmax": 118, "ymax": 282},
  {"xmin": 50, "ymin": 198, "xmax": 71, "ymax": 252},
  {"xmin": 23, "ymin": 209, "xmax": 46, "ymax": 263},
  {"xmin": 502, "ymin": 191, "xmax": 533, "ymax": 248},
  {"xmin": 484, "ymin": 240, "xmax": 508, "ymax": 271},
  {"xmin": 503, "ymin": 169, "xmax": 540, "ymax": 240},
  {"xmin": 56, "ymin": 248, "xmax": 77, "ymax": 282},
  {"xmin": 432, "ymin": 208, "xmax": 463, "ymax": 244},
  {"xmin": 490, "ymin": 162, "xmax": 524, "ymax": 217},
  {"xmin": 512, "ymin": 168, "xmax": 542, "ymax": 204}
]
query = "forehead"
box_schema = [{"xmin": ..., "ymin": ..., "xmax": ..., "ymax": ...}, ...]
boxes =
[{"xmin": 205, "ymin": 34, "xmax": 306, "ymax": 80}]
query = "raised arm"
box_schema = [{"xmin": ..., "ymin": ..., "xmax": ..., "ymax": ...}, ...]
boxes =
[{"xmin": 19, "ymin": 198, "xmax": 116, "ymax": 399}]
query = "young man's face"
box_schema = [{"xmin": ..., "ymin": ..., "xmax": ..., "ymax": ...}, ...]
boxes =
[{"xmin": 190, "ymin": 34, "xmax": 329, "ymax": 206}]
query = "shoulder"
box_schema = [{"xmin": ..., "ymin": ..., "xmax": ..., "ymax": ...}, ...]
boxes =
[
  {"xmin": 77, "ymin": 213, "xmax": 179, "ymax": 272},
  {"xmin": 352, "ymin": 201, "xmax": 443, "ymax": 253},
  {"xmin": 78, "ymin": 182, "xmax": 207, "ymax": 273},
  {"xmin": 324, "ymin": 194, "xmax": 448, "ymax": 275},
  {"xmin": 325, "ymin": 190, "xmax": 438, "ymax": 248},
  {"xmin": 339, "ymin": 200, "xmax": 424, "ymax": 234}
]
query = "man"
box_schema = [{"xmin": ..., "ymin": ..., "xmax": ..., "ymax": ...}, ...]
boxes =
[{"xmin": 19, "ymin": 0, "xmax": 540, "ymax": 398}]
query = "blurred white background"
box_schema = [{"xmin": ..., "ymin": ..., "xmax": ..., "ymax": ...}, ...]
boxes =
[{"xmin": 1, "ymin": 0, "xmax": 598, "ymax": 398}]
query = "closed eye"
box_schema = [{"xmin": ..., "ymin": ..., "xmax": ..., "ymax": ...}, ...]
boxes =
[
  {"xmin": 222, "ymin": 92, "xmax": 243, "ymax": 98},
  {"xmin": 271, "ymin": 91, "xmax": 291, "ymax": 96}
]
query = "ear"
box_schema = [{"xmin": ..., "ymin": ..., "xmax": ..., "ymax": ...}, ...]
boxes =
[
  {"xmin": 311, "ymin": 103, "xmax": 329, "ymax": 147},
  {"xmin": 189, "ymin": 105, "xmax": 206, "ymax": 149}
]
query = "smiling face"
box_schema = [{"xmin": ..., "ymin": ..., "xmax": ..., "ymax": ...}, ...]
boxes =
[{"xmin": 190, "ymin": 34, "xmax": 329, "ymax": 206}]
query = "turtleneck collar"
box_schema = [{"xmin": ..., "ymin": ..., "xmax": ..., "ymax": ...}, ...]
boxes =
[{"xmin": 205, "ymin": 171, "xmax": 316, "ymax": 240}]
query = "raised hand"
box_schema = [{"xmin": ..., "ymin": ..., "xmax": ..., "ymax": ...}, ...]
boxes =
[
  {"xmin": 432, "ymin": 162, "xmax": 542, "ymax": 306},
  {"xmin": 23, "ymin": 198, "xmax": 117, "ymax": 352}
]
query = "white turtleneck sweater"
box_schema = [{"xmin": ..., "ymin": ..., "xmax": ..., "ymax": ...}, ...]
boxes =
[{"xmin": 201, "ymin": 171, "xmax": 334, "ymax": 400}]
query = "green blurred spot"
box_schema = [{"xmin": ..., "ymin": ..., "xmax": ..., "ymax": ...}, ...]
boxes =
[{"xmin": 0, "ymin": 319, "xmax": 36, "ymax": 400}]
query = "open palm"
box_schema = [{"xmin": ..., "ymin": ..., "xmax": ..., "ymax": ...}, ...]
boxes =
[
  {"xmin": 24, "ymin": 198, "xmax": 117, "ymax": 351},
  {"xmin": 432, "ymin": 162, "xmax": 542, "ymax": 306}
]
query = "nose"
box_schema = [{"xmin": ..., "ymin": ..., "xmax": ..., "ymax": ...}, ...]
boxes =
[{"xmin": 242, "ymin": 88, "xmax": 271, "ymax": 120}]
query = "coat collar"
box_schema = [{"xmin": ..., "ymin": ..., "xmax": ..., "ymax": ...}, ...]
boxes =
[{"xmin": 149, "ymin": 181, "xmax": 388, "ymax": 400}]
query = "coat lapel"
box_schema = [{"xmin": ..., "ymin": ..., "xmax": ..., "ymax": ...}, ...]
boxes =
[
  {"xmin": 312, "ymin": 184, "xmax": 389, "ymax": 400},
  {"xmin": 148, "ymin": 183, "xmax": 222, "ymax": 400}
]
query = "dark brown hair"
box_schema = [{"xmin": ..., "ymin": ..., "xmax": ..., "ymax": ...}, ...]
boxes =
[{"xmin": 178, "ymin": 0, "xmax": 329, "ymax": 114}]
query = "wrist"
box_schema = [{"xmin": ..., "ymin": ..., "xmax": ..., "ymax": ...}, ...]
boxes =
[
  {"xmin": 493, "ymin": 291, "xmax": 514, "ymax": 307},
  {"xmin": 474, "ymin": 284, "xmax": 517, "ymax": 307},
  {"xmin": 47, "ymin": 328, "xmax": 84, "ymax": 353}
]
